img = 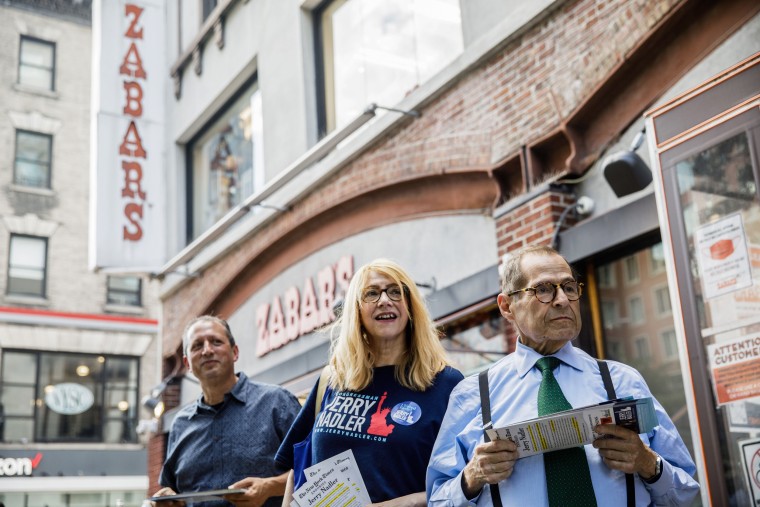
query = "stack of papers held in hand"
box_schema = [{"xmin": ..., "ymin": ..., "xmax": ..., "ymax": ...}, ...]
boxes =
[
  {"xmin": 291, "ymin": 449, "xmax": 371, "ymax": 507},
  {"xmin": 485, "ymin": 397, "xmax": 658, "ymax": 458}
]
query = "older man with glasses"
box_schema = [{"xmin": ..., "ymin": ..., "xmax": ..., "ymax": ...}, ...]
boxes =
[{"xmin": 427, "ymin": 245, "xmax": 699, "ymax": 507}]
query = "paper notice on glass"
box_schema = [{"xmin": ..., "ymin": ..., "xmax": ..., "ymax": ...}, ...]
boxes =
[
  {"xmin": 290, "ymin": 449, "xmax": 371, "ymax": 507},
  {"xmin": 485, "ymin": 397, "xmax": 657, "ymax": 458},
  {"xmin": 694, "ymin": 213, "xmax": 753, "ymax": 300}
]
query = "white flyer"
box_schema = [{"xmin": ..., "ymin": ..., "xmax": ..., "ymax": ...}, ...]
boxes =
[
  {"xmin": 694, "ymin": 213, "xmax": 753, "ymax": 300},
  {"xmin": 291, "ymin": 449, "xmax": 371, "ymax": 507}
]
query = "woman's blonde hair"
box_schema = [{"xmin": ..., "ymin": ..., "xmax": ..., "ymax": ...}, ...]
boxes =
[{"xmin": 328, "ymin": 258, "xmax": 449, "ymax": 392}]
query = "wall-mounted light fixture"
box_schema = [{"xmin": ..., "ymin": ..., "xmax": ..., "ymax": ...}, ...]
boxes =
[
  {"xmin": 141, "ymin": 379, "xmax": 169, "ymax": 418},
  {"xmin": 602, "ymin": 128, "xmax": 653, "ymax": 197}
]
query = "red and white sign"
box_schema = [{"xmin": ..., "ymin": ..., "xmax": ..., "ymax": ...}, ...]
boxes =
[
  {"xmin": 90, "ymin": 0, "xmax": 166, "ymax": 269},
  {"xmin": 707, "ymin": 334, "xmax": 760, "ymax": 405},
  {"xmin": 256, "ymin": 256, "xmax": 354, "ymax": 356}
]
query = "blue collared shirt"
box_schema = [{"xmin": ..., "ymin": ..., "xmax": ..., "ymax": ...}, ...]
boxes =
[
  {"xmin": 426, "ymin": 341, "xmax": 700, "ymax": 506},
  {"xmin": 160, "ymin": 372, "xmax": 301, "ymax": 507}
]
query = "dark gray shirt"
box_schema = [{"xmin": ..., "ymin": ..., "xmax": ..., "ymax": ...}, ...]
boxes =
[{"xmin": 160, "ymin": 372, "xmax": 301, "ymax": 507}]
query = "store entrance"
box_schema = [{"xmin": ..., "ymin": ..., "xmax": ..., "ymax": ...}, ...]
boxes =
[{"xmin": 648, "ymin": 51, "xmax": 760, "ymax": 507}]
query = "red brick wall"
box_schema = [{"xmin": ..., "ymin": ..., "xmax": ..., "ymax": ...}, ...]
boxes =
[
  {"xmin": 496, "ymin": 191, "xmax": 576, "ymax": 259},
  {"xmin": 147, "ymin": 432, "xmax": 166, "ymax": 494}
]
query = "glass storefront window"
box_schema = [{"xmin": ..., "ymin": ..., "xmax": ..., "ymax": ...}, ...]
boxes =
[
  {"xmin": 319, "ymin": 0, "xmax": 463, "ymax": 134},
  {"xmin": 439, "ymin": 306, "xmax": 514, "ymax": 375},
  {"xmin": 0, "ymin": 351, "xmax": 139, "ymax": 444},
  {"xmin": 669, "ymin": 117, "xmax": 760, "ymax": 505},
  {"xmin": 595, "ymin": 244, "xmax": 697, "ymax": 467},
  {"xmin": 189, "ymin": 82, "xmax": 264, "ymax": 240}
]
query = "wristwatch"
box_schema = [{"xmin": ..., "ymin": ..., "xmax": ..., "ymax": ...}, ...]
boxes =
[{"xmin": 642, "ymin": 454, "xmax": 663, "ymax": 484}]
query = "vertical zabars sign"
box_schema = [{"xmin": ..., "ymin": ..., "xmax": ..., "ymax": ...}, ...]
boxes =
[{"xmin": 90, "ymin": 0, "xmax": 166, "ymax": 270}]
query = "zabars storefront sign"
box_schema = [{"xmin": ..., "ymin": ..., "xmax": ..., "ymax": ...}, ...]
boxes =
[
  {"xmin": 256, "ymin": 256, "xmax": 354, "ymax": 357},
  {"xmin": 91, "ymin": 0, "xmax": 166, "ymax": 270}
]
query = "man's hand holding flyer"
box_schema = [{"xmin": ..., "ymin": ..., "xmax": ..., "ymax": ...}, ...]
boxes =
[{"xmin": 486, "ymin": 397, "xmax": 658, "ymax": 457}]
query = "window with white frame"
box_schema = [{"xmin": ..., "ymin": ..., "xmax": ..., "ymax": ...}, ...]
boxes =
[
  {"xmin": 601, "ymin": 300, "xmax": 618, "ymax": 330},
  {"xmin": 18, "ymin": 36, "xmax": 55, "ymax": 91},
  {"xmin": 654, "ymin": 285, "xmax": 672, "ymax": 316},
  {"xmin": 624, "ymin": 255, "xmax": 640, "ymax": 284},
  {"xmin": 0, "ymin": 350, "xmax": 139, "ymax": 443},
  {"xmin": 7, "ymin": 235, "xmax": 48, "ymax": 297},
  {"xmin": 14, "ymin": 130, "xmax": 52, "ymax": 188},
  {"xmin": 202, "ymin": 0, "xmax": 218, "ymax": 21},
  {"xmin": 106, "ymin": 276, "xmax": 142, "ymax": 307},
  {"xmin": 649, "ymin": 242, "xmax": 666, "ymax": 275},
  {"xmin": 317, "ymin": 0, "xmax": 463, "ymax": 134},
  {"xmin": 596, "ymin": 263, "xmax": 616, "ymax": 288},
  {"xmin": 189, "ymin": 81, "xmax": 264, "ymax": 240},
  {"xmin": 661, "ymin": 328, "xmax": 678, "ymax": 359},
  {"xmin": 634, "ymin": 336, "xmax": 650, "ymax": 360},
  {"xmin": 628, "ymin": 295, "xmax": 645, "ymax": 325}
]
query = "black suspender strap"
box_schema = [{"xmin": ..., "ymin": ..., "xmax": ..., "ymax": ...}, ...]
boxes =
[
  {"xmin": 478, "ymin": 368, "xmax": 504, "ymax": 507},
  {"xmin": 597, "ymin": 360, "xmax": 634, "ymax": 507}
]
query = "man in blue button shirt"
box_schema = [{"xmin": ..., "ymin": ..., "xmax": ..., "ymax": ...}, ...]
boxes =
[
  {"xmin": 151, "ymin": 316, "xmax": 301, "ymax": 507},
  {"xmin": 427, "ymin": 245, "xmax": 700, "ymax": 506}
]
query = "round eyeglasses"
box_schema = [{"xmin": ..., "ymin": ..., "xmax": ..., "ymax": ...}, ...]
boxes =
[
  {"xmin": 361, "ymin": 285, "xmax": 405, "ymax": 303},
  {"xmin": 507, "ymin": 281, "xmax": 584, "ymax": 304}
]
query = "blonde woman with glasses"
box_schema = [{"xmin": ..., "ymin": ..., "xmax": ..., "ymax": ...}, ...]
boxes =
[{"xmin": 276, "ymin": 258, "xmax": 463, "ymax": 506}]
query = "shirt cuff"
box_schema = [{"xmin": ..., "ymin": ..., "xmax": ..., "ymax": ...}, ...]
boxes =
[
  {"xmin": 640, "ymin": 457, "xmax": 673, "ymax": 497},
  {"xmin": 457, "ymin": 470, "xmax": 484, "ymax": 506}
]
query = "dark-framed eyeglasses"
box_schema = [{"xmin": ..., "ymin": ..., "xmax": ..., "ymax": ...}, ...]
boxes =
[
  {"xmin": 361, "ymin": 285, "xmax": 405, "ymax": 303},
  {"xmin": 507, "ymin": 281, "xmax": 584, "ymax": 304}
]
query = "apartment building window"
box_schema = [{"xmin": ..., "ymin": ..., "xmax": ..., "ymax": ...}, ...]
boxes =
[
  {"xmin": 649, "ymin": 242, "xmax": 666, "ymax": 274},
  {"xmin": 661, "ymin": 328, "xmax": 678, "ymax": 359},
  {"xmin": 596, "ymin": 263, "xmax": 616, "ymax": 288},
  {"xmin": 18, "ymin": 36, "xmax": 56, "ymax": 91},
  {"xmin": 14, "ymin": 130, "xmax": 52, "ymax": 188},
  {"xmin": 106, "ymin": 276, "xmax": 142, "ymax": 306},
  {"xmin": 634, "ymin": 336, "xmax": 650, "ymax": 360},
  {"xmin": 7, "ymin": 235, "xmax": 47, "ymax": 297},
  {"xmin": 317, "ymin": 0, "xmax": 463, "ymax": 135},
  {"xmin": 624, "ymin": 255, "xmax": 640, "ymax": 284},
  {"xmin": 628, "ymin": 295, "xmax": 645, "ymax": 325},
  {"xmin": 188, "ymin": 80, "xmax": 264, "ymax": 240},
  {"xmin": 0, "ymin": 350, "xmax": 139, "ymax": 444},
  {"xmin": 654, "ymin": 285, "xmax": 672, "ymax": 316},
  {"xmin": 202, "ymin": 0, "xmax": 218, "ymax": 21}
]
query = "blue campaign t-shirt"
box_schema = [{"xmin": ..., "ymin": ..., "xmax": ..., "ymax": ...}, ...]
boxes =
[{"xmin": 276, "ymin": 365, "xmax": 463, "ymax": 502}]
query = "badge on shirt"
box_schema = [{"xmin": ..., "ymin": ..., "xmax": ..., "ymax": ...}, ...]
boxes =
[{"xmin": 390, "ymin": 401, "xmax": 422, "ymax": 426}]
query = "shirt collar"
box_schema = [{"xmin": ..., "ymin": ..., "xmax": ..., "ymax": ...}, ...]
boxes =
[
  {"xmin": 514, "ymin": 340, "xmax": 584, "ymax": 378},
  {"xmin": 188, "ymin": 372, "xmax": 247, "ymax": 417}
]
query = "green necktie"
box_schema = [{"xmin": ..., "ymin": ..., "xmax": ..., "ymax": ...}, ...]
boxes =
[{"xmin": 536, "ymin": 356, "xmax": 598, "ymax": 507}]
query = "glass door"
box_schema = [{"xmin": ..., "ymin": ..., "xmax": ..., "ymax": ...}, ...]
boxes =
[
  {"xmin": 660, "ymin": 107, "xmax": 760, "ymax": 506},
  {"xmin": 647, "ymin": 52, "xmax": 760, "ymax": 506}
]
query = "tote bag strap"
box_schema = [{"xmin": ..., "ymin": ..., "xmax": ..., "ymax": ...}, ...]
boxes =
[{"xmin": 315, "ymin": 365, "xmax": 331, "ymax": 419}]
